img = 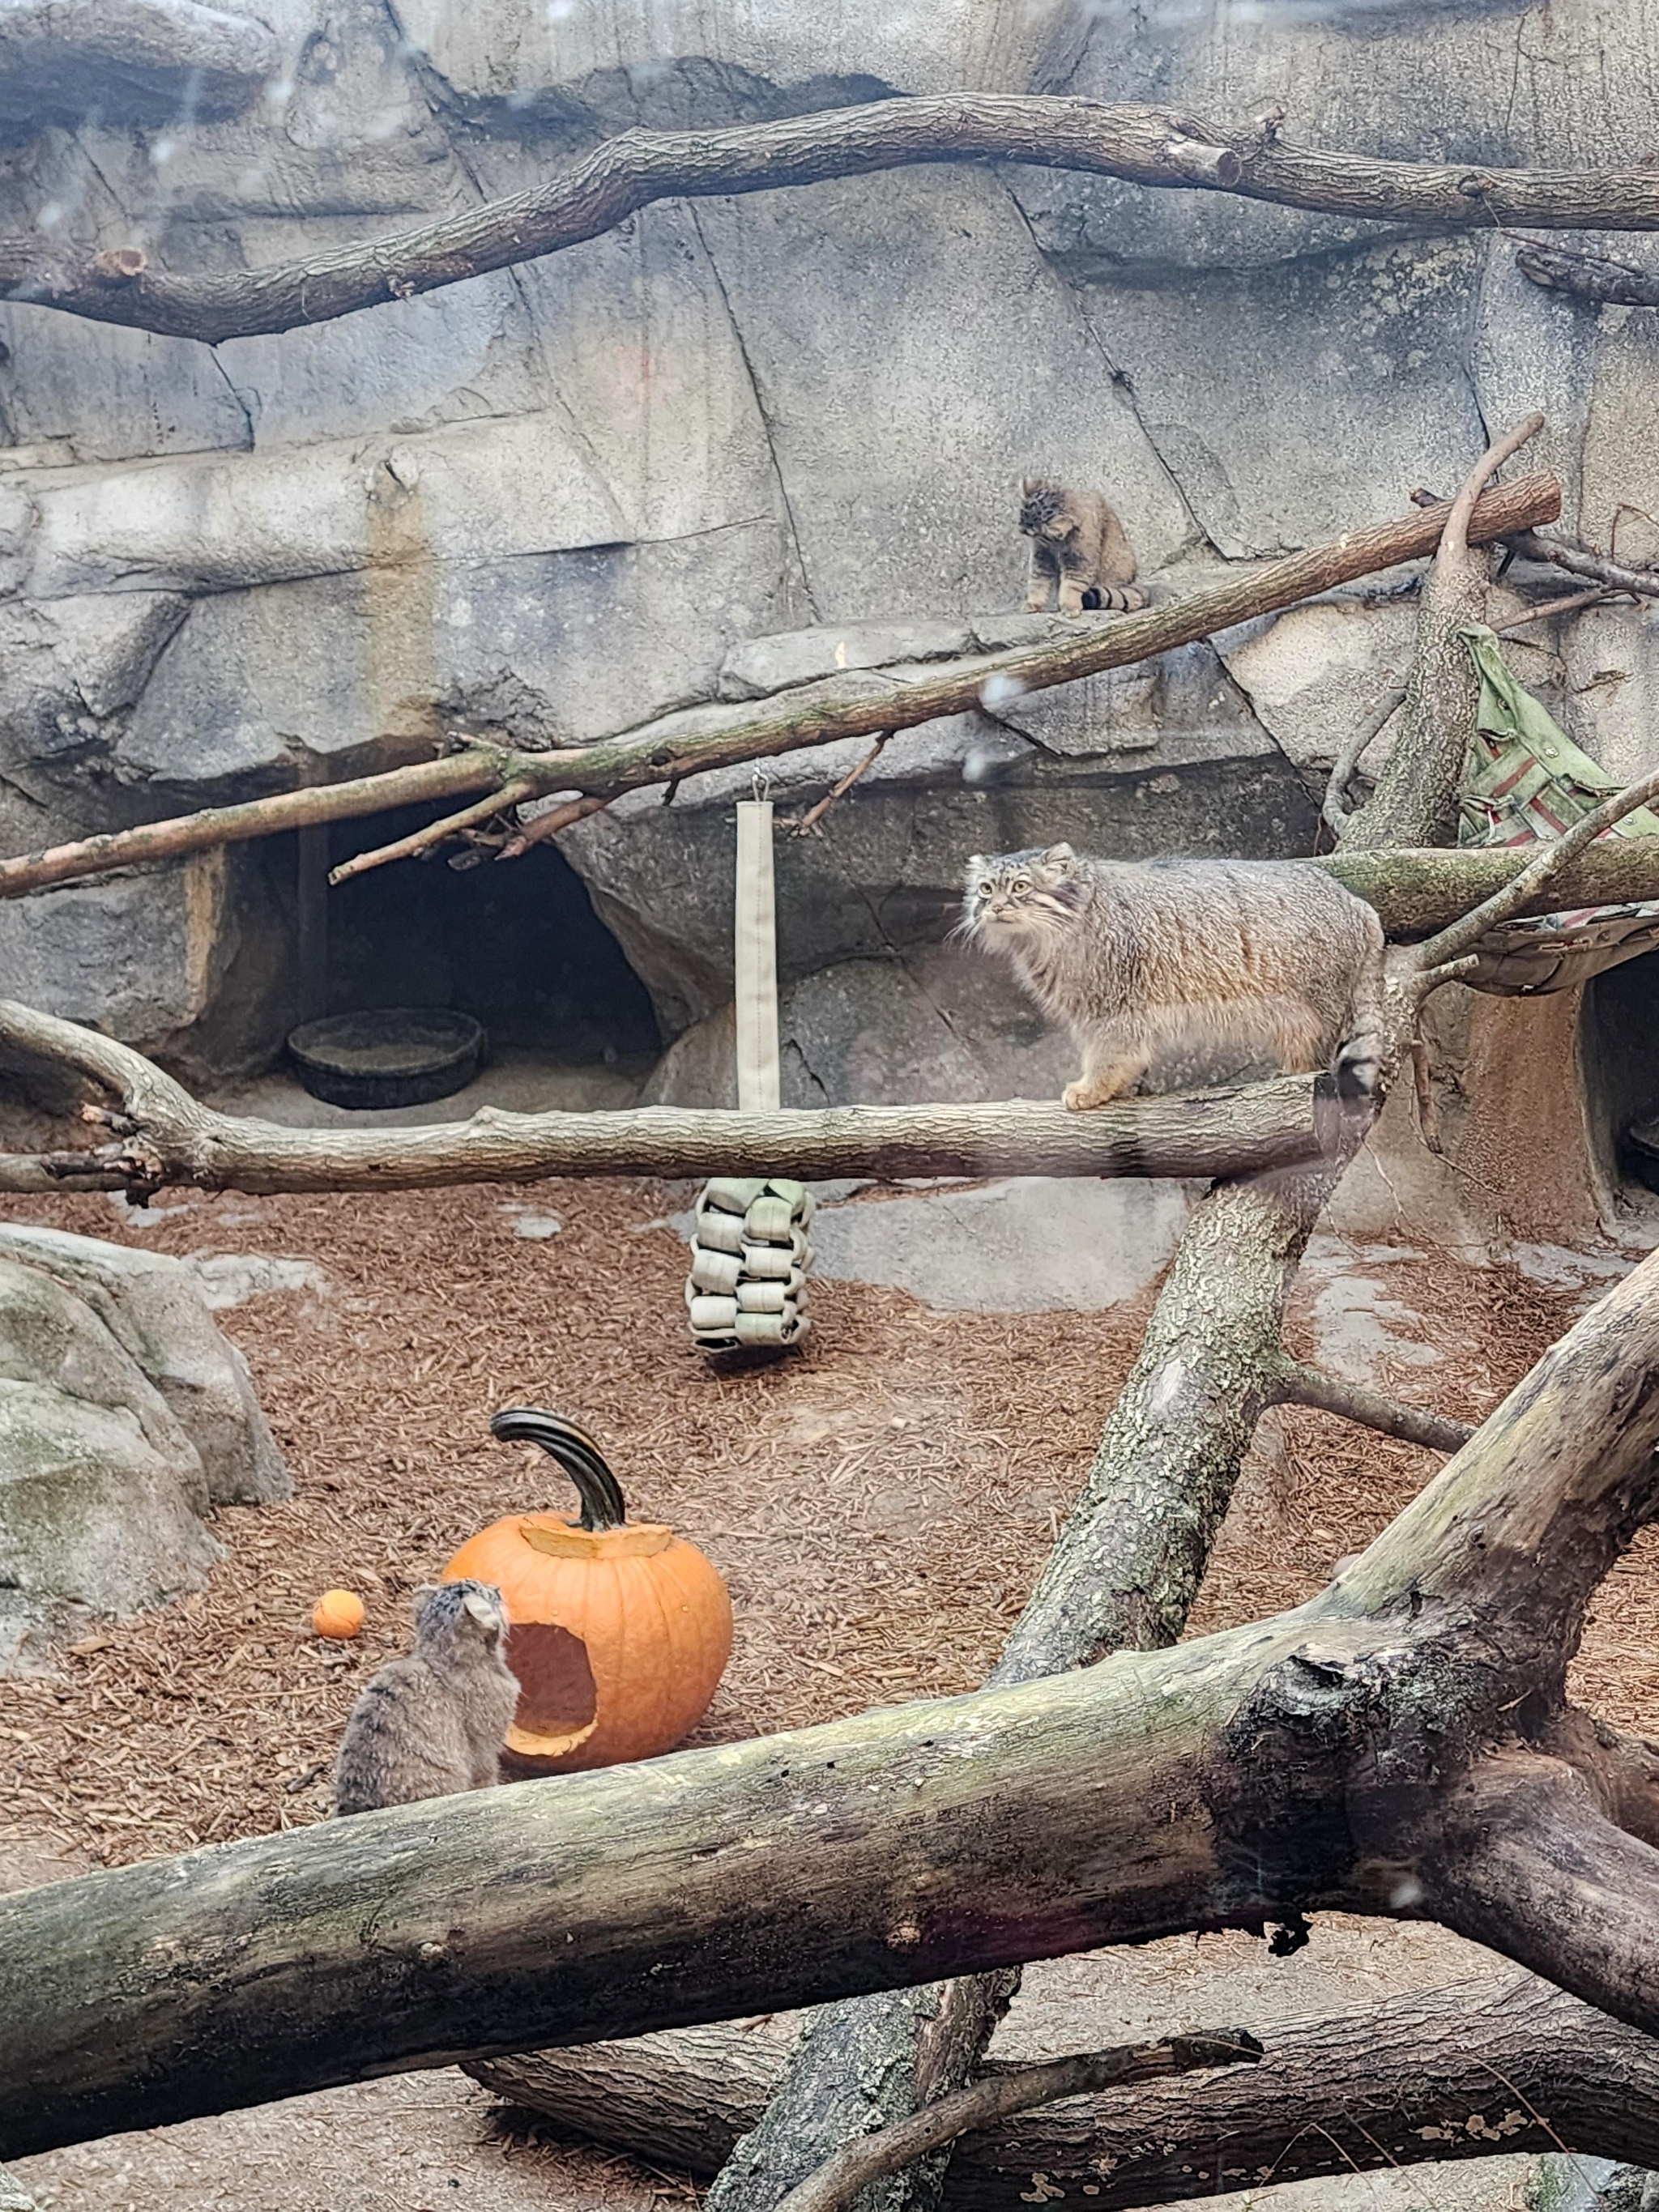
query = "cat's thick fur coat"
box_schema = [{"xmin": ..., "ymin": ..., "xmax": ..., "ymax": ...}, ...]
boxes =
[
  {"xmin": 1018, "ymin": 479, "xmax": 1145, "ymax": 617},
  {"xmin": 963, "ymin": 843, "xmax": 1385, "ymax": 1110},
  {"xmin": 332, "ymin": 1579, "xmax": 519, "ymax": 1815}
]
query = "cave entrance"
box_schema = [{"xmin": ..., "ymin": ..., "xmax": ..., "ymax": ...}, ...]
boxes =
[
  {"xmin": 1582, "ymin": 946, "xmax": 1659, "ymax": 1213},
  {"xmin": 305, "ymin": 799, "xmax": 660, "ymax": 1085}
]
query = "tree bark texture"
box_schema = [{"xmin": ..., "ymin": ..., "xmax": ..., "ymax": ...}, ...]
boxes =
[
  {"xmin": 0, "ymin": 475, "xmax": 1559, "ymax": 904},
  {"xmin": 5, "ymin": 1167, "xmax": 1659, "ymax": 2159},
  {"xmin": 1341, "ymin": 416, "xmax": 1542, "ymax": 851},
  {"xmin": 1516, "ymin": 242, "xmax": 1659, "ymax": 307},
  {"xmin": 0, "ymin": 1002, "xmax": 1336, "ymax": 1195},
  {"xmin": 11, "ymin": 97, "xmax": 1659, "ymax": 339},
  {"xmin": 470, "ymin": 1975, "xmax": 1659, "ymax": 2210},
  {"xmin": 703, "ymin": 1157, "xmax": 1352, "ymax": 2212}
]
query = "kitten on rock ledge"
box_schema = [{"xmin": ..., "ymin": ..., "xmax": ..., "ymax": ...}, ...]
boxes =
[
  {"xmin": 1018, "ymin": 479, "xmax": 1147, "ymax": 617},
  {"xmin": 962, "ymin": 843, "xmax": 1385, "ymax": 1111}
]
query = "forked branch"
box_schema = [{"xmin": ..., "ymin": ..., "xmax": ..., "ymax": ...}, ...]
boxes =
[
  {"xmin": 771, "ymin": 2032, "xmax": 1261, "ymax": 2212},
  {"xmin": 0, "ymin": 477, "xmax": 1559, "ymax": 904}
]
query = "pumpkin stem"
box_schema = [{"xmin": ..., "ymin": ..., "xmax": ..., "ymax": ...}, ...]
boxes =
[{"xmin": 489, "ymin": 1407, "xmax": 629, "ymax": 1531}]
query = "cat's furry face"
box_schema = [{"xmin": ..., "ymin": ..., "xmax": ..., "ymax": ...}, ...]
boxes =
[
  {"xmin": 1018, "ymin": 479, "xmax": 1077, "ymax": 542},
  {"xmin": 962, "ymin": 844, "xmax": 1085, "ymax": 944},
  {"xmin": 413, "ymin": 1579, "xmax": 508, "ymax": 1656}
]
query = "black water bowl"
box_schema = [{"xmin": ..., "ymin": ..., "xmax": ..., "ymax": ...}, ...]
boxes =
[
  {"xmin": 288, "ymin": 1008, "xmax": 486, "ymax": 1111},
  {"xmin": 1629, "ymin": 1115, "xmax": 1659, "ymax": 1196}
]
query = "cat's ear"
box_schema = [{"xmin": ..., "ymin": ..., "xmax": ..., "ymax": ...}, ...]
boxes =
[
  {"xmin": 1043, "ymin": 842, "xmax": 1077, "ymax": 873},
  {"xmin": 1019, "ymin": 476, "xmax": 1036, "ymax": 496},
  {"xmin": 461, "ymin": 1586, "xmax": 501, "ymax": 1630},
  {"xmin": 966, "ymin": 852, "xmax": 986, "ymax": 872}
]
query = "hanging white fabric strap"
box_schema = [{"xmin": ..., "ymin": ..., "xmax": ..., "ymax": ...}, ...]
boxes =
[{"xmin": 733, "ymin": 797, "xmax": 781, "ymax": 1113}]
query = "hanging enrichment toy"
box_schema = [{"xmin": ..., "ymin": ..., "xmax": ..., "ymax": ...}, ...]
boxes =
[{"xmin": 684, "ymin": 790, "xmax": 813, "ymax": 1352}]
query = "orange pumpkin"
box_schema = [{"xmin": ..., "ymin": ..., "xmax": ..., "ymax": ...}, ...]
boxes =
[
  {"xmin": 442, "ymin": 1408, "xmax": 732, "ymax": 1774},
  {"xmin": 311, "ymin": 1588, "xmax": 365, "ymax": 1640}
]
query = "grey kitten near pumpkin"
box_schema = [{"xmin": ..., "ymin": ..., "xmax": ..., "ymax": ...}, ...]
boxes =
[
  {"xmin": 332, "ymin": 1579, "xmax": 518, "ymax": 1815},
  {"xmin": 962, "ymin": 842, "xmax": 1385, "ymax": 1111},
  {"xmin": 1018, "ymin": 479, "xmax": 1147, "ymax": 617}
]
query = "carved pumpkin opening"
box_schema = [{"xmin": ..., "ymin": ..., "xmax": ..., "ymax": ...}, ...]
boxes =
[{"xmin": 505, "ymin": 1619, "xmax": 600, "ymax": 1760}]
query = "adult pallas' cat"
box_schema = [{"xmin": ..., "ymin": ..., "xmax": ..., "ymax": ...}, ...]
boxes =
[
  {"xmin": 332, "ymin": 1579, "xmax": 518, "ymax": 1815},
  {"xmin": 1018, "ymin": 479, "xmax": 1145, "ymax": 617},
  {"xmin": 963, "ymin": 843, "xmax": 1385, "ymax": 1110}
]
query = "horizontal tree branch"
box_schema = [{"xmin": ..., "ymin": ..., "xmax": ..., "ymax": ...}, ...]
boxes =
[
  {"xmin": 11, "ymin": 97, "xmax": 1659, "ymax": 341},
  {"xmin": 468, "ymin": 1974, "xmax": 1659, "ymax": 2210},
  {"xmin": 771, "ymin": 2033, "xmax": 1261, "ymax": 2212},
  {"xmin": 0, "ymin": 999, "xmax": 1337, "ymax": 1196},
  {"xmin": 1316, "ymin": 837, "xmax": 1659, "ymax": 933},
  {"xmin": 1265, "ymin": 1353, "xmax": 1474, "ymax": 1453},
  {"xmin": 0, "ymin": 476, "xmax": 1559, "ymax": 904}
]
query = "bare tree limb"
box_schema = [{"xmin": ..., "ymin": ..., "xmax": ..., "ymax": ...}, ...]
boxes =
[
  {"xmin": 1265, "ymin": 1353, "xmax": 1474, "ymax": 1453},
  {"xmin": 770, "ymin": 2035, "xmax": 1261, "ymax": 2212},
  {"xmin": 498, "ymin": 790, "xmax": 612, "ymax": 859},
  {"xmin": 1343, "ymin": 416, "xmax": 1545, "ymax": 850},
  {"xmin": 12, "ymin": 98, "xmax": 1659, "ymax": 341},
  {"xmin": 0, "ymin": 476, "xmax": 1560, "ymax": 905},
  {"xmin": 1410, "ymin": 484, "xmax": 1659, "ymax": 598},
  {"xmin": 1411, "ymin": 761, "xmax": 1659, "ymax": 974},
  {"xmin": 326, "ymin": 779, "xmax": 538, "ymax": 884},
  {"xmin": 1321, "ymin": 685, "xmax": 1405, "ymax": 837},
  {"xmin": 784, "ymin": 733, "xmax": 893, "ymax": 837},
  {"xmin": 0, "ymin": 999, "xmax": 1338, "ymax": 1196},
  {"xmin": 467, "ymin": 1975, "xmax": 1659, "ymax": 2210},
  {"xmin": 1516, "ymin": 239, "xmax": 1659, "ymax": 306}
]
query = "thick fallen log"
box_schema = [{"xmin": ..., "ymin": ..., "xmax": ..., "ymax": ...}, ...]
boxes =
[
  {"xmin": 469, "ymin": 1974, "xmax": 1659, "ymax": 2209},
  {"xmin": 10, "ymin": 96, "xmax": 1659, "ymax": 340},
  {"xmin": 0, "ymin": 475, "xmax": 1559, "ymax": 903},
  {"xmin": 0, "ymin": 1001, "xmax": 1335, "ymax": 1195},
  {"xmin": 4, "ymin": 1242, "xmax": 1659, "ymax": 2159}
]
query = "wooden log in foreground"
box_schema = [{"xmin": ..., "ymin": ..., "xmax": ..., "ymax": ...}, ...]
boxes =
[
  {"xmin": 0, "ymin": 475, "xmax": 1558, "ymax": 904},
  {"xmin": 469, "ymin": 1974, "xmax": 1659, "ymax": 2208}
]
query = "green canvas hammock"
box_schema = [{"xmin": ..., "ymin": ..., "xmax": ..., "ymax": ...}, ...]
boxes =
[{"xmin": 1452, "ymin": 623, "xmax": 1659, "ymax": 995}]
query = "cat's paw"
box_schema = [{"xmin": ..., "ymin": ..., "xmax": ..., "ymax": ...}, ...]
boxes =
[
  {"xmin": 1022, "ymin": 597, "xmax": 1050, "ymax": 615},
  {"xmin": 1063, "ymin": 1078, "xmax": 1114, "ymax": 1111}
]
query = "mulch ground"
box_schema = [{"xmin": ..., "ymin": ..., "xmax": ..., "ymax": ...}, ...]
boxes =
[{"xmin": 0, "ymin": 1178, "xmax": 1642, "ymax": 1875}]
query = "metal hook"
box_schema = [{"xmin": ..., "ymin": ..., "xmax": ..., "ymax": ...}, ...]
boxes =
[{"xmin": 749, "ymin": 767, "xmax": 772, "ymax": 806}]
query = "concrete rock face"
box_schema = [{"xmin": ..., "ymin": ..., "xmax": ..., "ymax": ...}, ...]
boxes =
[
  {"xmin": 1, "ymin": 2, "xmax": 1659, "ymax": 1107},
  {"xmin": 0, "ymin": 1225, "xmax": 289, "ymax": 1672}
]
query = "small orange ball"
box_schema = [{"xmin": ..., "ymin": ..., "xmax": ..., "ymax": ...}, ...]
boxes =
[{"xmin": 312, "ymin": 1588, "xmax": 365, "ymax": 1640}]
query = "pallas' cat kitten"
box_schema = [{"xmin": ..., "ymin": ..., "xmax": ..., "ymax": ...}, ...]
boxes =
[
  {"xmin": 1018, "ymin": 479, "xmax": 1146, "ymax": 617},
  {"xmin": 333, "ymin": 1579, "xmax": 518, "ymax": 1815},
  {"xmin": 963, "ymin": 843, "xmax": 1385, "ymax": 1110}
]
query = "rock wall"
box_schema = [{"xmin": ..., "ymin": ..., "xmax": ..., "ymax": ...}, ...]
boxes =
[{"xmin": 0, "ymin": 0, "xmax": 1657, "ymax": 1137}]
